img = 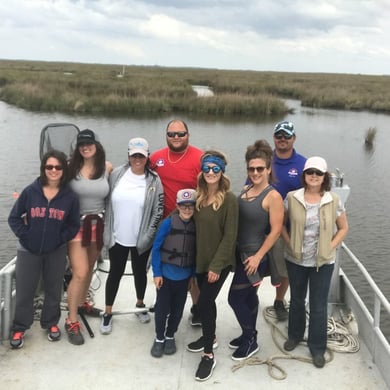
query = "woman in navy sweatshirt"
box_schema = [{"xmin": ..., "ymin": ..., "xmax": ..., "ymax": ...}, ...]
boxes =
[{"xmin": 8, "ymin": 150, "xmax": 80, "ymax": 349}]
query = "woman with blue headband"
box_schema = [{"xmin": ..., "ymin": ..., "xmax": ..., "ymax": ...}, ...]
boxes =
[{"xmin": 186, "ymin": 150, "xmax": 239, "ymax": 382}]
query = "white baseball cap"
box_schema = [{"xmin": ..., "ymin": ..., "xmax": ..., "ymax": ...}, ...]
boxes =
[
  {"xmin": 304, "ymin": 156, "xmax": 328, "ymax": 173},
  {"xmin": 128, "ymin": 137, "xmax": 149, "ymax": 157}
]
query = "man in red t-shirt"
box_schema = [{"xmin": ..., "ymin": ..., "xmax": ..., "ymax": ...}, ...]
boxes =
[
  {"xmin": 150, "ymin": 119, "xmax": 203, "ymax": 218},
  {"xmin": 150, "ymin": 119, "xmax": 203, "ymax": 326}
]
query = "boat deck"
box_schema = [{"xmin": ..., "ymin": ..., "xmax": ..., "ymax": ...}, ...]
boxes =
[{"xmin": 0, "ymin": 261, "xmax": 387, "ymax": 390}]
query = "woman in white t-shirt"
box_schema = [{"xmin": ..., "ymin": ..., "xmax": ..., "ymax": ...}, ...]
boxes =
[{"xmin": 101, "ymin": 138, "xmax": 164, "ymax": 334}]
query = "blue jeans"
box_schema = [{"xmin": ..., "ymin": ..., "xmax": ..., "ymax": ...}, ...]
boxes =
[{"xmin": 286, "ymin": 261, "xmax": 334, "ymax": 357}]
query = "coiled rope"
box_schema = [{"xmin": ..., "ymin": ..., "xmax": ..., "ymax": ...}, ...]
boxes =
[{"xmin": 231, "ymin": 304, "xmax": 359, "ymax": 380}]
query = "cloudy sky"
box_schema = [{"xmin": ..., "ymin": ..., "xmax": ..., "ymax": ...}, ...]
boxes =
[{"xmin": 1, "ymin": 0, "xmax": 389, "ymax": 75}]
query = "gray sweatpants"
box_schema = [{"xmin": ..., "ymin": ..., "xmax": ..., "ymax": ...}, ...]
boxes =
[{"xmin": 13, "ymin": 245, "xmax": 67, "ymax": 332}]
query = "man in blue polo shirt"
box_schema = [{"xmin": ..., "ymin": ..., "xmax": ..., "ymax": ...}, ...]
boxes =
[{"xmin": 271, "ymin": 121, "xmax": 306, "ymax": 320}]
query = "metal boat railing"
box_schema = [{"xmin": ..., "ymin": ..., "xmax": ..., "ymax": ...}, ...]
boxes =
[
  {"xmin": 0, "ymin": 256, "xmax": 16, "ymax": 340},
  {"xmin": 0, "ymin": 244, "xmax": 389, "ymax": 387},
  {"xmin": 338, "ymin": 242, "xmax": 390, "ymax": 389}
]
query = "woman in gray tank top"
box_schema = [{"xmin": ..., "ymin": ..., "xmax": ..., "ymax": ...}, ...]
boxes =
[
  {"xmin": 228, "ymin": 140, "xmax": 284, "ymax": 361},
  {"xmin": 65, "ymin": 129, "xmax": 113, "ymax": 346}
]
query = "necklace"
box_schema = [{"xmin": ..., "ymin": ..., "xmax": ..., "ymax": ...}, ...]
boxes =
[{"xmin": 167, "ymin": 148, "xmax": 188, "ymax": 164}]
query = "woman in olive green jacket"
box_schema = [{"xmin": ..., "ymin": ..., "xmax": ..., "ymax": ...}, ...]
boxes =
[{"xmin": 187, "ymin": 150, "xmax": 238, "ymax": 382}]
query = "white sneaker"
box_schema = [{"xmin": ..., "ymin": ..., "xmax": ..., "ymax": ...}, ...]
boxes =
[
  {"xmin": 100, "ymin": 313, "xmax": 113, "ymax": 334},
  {"xmin": 135, "ymin": 311, "xmax": 151, "ymax": 324}
]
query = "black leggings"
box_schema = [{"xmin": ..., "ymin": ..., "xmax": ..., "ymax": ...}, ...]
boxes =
[
  {"xmin": 197, "ymin": 266, "xmax": 231, "ymax": 354},
  {"xmin": 105, "ymin": 243, "xmax": 151, "ymax": 306}
]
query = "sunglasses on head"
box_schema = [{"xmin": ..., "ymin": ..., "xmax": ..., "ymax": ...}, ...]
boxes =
[
  {"xmin": 274, "ymin": 131, "xmax": 293, "ymax": 140},
  {"xmin": 45, "ymin": 165, "xmax": 63, "ymax": 171},
  {"xmin": 247, "ymin": 166, "xmax": 267, "ymax": 173},
  {"xmin": 305, "ymin": 168, "xmax": 325, "ymax": 176},
  {"xmin": 166, "ymin": 131, "xmax": 188, "ymax": 138},
  {"xmin": 202, "ymin": 165, "xmax": 222, "ymax": 174}
]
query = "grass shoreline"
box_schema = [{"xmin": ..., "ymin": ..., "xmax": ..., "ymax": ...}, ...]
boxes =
[{"xmin": 1, "ymin": 59, "xmax": 390, "ymax": 118}]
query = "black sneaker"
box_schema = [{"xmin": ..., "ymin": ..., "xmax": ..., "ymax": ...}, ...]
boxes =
[
  {"xmin": 164, "ymin": 338, "xmax": 176, "ymax": 355},
  {"xmin": 195, "ymin": 355, "xmax": 216, "ymax": 381},
  {"xmin": 10, "ymin": 331, "xmax": 25, "ymax": 349},
  {"xmin": 190, "ymin": 313, "xmax": 202, "ymax": 327},
  {"xmin": 228, "ymin": 334, "xmax": 243, "ymax": 349},
  {"xmin": 64, "ymin": 319, "xmax": 84, "ymax": 345},
  {"xmin": 284, "ymin": 339, "xmax": 300, "ymax": 351},
  {"xmin": 274, "ymin": 300, "xmax": 288, "ymax": 321},
  {"xmin": 313, "ymin": 354, "xmax": 326, "ymax": 368},
  {"xmin": 151, "ymin": 339, "xmax": 165, "ymax": 358},
  {"xmin": 47, "ymin": 325, "xmax": 61, "ymax": 342},
  {"xmin": 231, "ymin": 338, "xmax": 259, "ymax": 361},
  {"xmin": 190, "ymin": 305, "xmax": 202, "ymax": 327},
  {"xmin": 187, "ymin": 336, "xmax": 218, "ymax": 352}
]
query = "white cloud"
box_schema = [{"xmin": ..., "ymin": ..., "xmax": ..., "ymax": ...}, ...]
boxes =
[{"xmin": 1, "ymin": 0, "xmax": 390, "ymax": 74}]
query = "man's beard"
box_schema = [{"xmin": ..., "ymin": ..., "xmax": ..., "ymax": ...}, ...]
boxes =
[{"xmin": 169, "ymin": 142, "xmax": 188, "ymax": 153}]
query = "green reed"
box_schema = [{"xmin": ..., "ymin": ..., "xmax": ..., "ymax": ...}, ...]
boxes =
[{"xmin": 1, "ymin": 59, "xmax": 390, "ymax": 117}]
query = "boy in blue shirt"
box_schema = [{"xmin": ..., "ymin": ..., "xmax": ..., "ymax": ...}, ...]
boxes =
[{"xmin": 150, "ymin": 189, "xmax": 196, "ymax": 357}]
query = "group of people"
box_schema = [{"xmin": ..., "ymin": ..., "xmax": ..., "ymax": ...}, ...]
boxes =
[{"xmin": 8, "ymin": 118, "xmax": 348, "ymax": 381}]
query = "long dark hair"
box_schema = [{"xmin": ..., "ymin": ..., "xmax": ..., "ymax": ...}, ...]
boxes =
[
  {"xmin": 68, "ymin": 141, "xmax": 106, "ymax": 180},
  {"xmin": 40, "ymin": 150, "xmax": 68, "ymax": 187}
]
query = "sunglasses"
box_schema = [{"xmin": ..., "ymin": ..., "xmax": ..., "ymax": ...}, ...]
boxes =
[
  {"xmin": 305, "ymin": 169, "xmax": 325, "ymax": 176},
  {"xmin": 274, "ymin": 131, "xmax": 293, "ymax": 140},
  {"xmin": 247, "ymin": 166, "xmax": 267, "ymax": 173},
  {"xmin": 202, "ymin": 165, "xmax": 222, "ymax": 174},
  {"xmin": 45, "ymin": 165, "xmax": 63, "ymax": 171},
  {"xmin": 166, "ymin": 131, "xmax": 188, "ymax": 138},
  {"xmin": 178, "ymin": 204, "xmax": 195, "ymax": 210}
]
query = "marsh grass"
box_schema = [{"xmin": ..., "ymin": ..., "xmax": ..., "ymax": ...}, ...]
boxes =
[
  {"xmin": 1, "ymin": 59, "xmax": 390, "ymax": 117},
  {"xmin": 365, "ymin": 127, "xmax": 377, "ymax": 147}
]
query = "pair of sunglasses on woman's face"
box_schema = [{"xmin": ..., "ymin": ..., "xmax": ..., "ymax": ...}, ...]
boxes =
[
  {"xmin": 304, "ymin": 169, "xmax": 325, "ymax": 176},
  {"xmin": 202, "ymin": 165, "xmax": 222, "ymax": 174},
  {"xmin": 45, "ymin": 165, "xmax": 63, "ymax": 171}
]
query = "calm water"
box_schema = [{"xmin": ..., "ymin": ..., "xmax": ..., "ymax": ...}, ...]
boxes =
[{"xmin": 1, "ymin": 100, "xmax": 389, "ymax": 334}]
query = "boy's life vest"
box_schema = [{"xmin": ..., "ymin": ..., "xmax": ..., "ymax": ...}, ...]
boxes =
[{"xmin": 160, "ymin": 213, "xmax": 196, "ymax": 268}]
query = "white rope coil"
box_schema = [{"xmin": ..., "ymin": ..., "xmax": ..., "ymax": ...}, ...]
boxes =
[{"xmin": 231, "ymin": 305, "xmax": 359, "ymax": 380}]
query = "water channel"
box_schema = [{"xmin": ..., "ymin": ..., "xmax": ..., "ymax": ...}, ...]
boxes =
[{"xmin": 0, "ymin": 99, "xmax": 388, "ymax": 336}]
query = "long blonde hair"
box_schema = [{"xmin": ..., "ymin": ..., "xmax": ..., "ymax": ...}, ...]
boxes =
[{"xmin": 196, "ymin": 150, "xmax": 231, "ymax": 211}]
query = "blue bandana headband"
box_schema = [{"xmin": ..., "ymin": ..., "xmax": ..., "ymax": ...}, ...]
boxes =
[{"xmin": 202, "ymin": 155, "xmax": 226, "ymax": 173}]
